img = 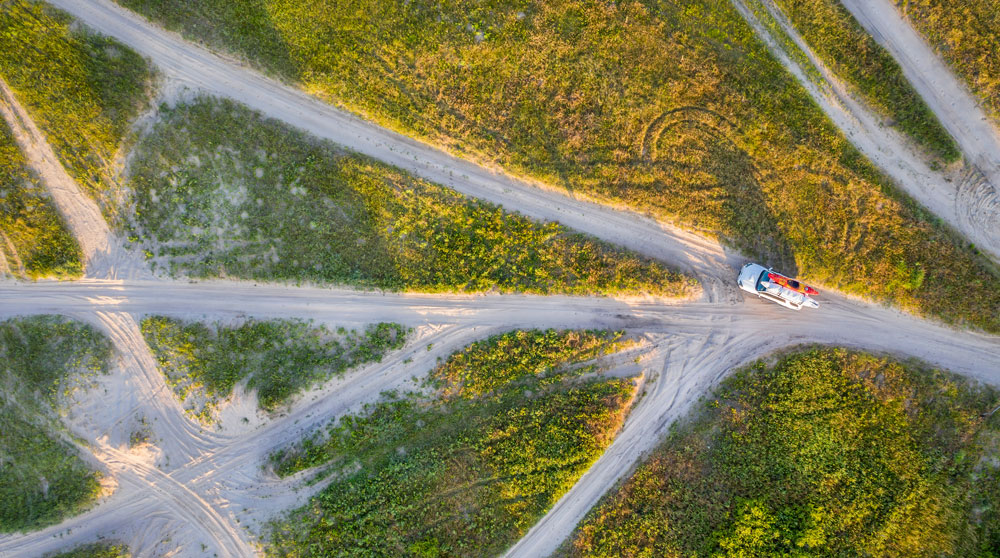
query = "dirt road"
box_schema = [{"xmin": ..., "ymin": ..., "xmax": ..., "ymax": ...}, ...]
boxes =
[
  {"xmin": 1, "ymin": 279, "xmax": 998, "ymax": 557},
  {"xmin": 733, "ymin": 0, "xmax": 1000, "ymax": 262},
  {"xmin": 0, "ymin": 77, "xmax": 149, "ymax": 279},
  {"xmin": 0, "ymin": 0, "xmax": 997, "ymax": 556}
]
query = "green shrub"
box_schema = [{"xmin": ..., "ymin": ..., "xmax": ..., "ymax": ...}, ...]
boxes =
[
  {"xmin": 268, "ymin": 329, "xmax": 636, "ymax": 557},
  {"xmin": 127, "ymin": 97, "xmax": 695, "ymax": 297},
  {"xmin": 140, "ymin": 316, "xmax": 410, "ymax": 419},
  {"xmin": 0, "ymin": 120, "xmax": 82, "ymax": 279},
  {"xmin": 567, "ymin": 347, "xmax": 1000, "ymax": 557},
  {"xmin": 0, "ymin": 316, "xmax": 112, "ymax": 533},
  {"xmin": 44, "ymin": 542, "xmax": 130, "ymax": 558}
]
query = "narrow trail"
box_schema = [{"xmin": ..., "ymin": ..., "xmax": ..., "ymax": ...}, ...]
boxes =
[
  {"xmin": 731, "ymin": 0, "xmax": 1000, "ymax": 262},
  {"xmin": 0, "ymin": 76, "xmax": 147, "ymax": 279},
  {"xmin": 839, "ymin": 0, "xmax": 1000, "ymax": 261}
]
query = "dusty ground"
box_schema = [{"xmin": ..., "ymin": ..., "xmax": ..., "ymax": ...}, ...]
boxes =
[{"xmin": 0, "ymin": 0, "xmax": 997, "ymax": 557}]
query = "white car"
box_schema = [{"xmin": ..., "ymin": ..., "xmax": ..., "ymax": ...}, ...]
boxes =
[{"xmin": 737, "ymin": 263, "xmax": 819, "ymax": 310}]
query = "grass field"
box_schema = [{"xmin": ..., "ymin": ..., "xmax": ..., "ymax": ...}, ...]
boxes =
[
  {"xmin": 141, "ymin": 316, "xmax": 409, "ymax": 421},
  {"xmin": 899, "ymin": 0, "xmax": 1000, "ymax": 124},
  {"xmin": 768, "ymin": 0, "xmax": 960, "ymax": 163},
  {"xmin": 566, "ymin": 347, "xmax": 1000, "ymax": 557},
  {"xmin": 0, "ymin": 119, "xmax": 82, "ymax": 279},
  {"xmin": 44, "ymin": 543, "xmax": 130, "ymax": 558},
  {"xmin": 268, "ymin": 329, "xmax": 637, "ymax": 557},
  {"xmin": 116, "ymin": 0, "xmax": 998, "ymax": 330},
  {"xmin": 126, "ymin": 97, "xmax": 694, "ymax": 297},
  {"xmin": 0, "ymin": 316, "xmax": 112, "ymax": 533},
  {"xmin": 0, "ymin": 0, "xmax": 153, "ymax": 222}
]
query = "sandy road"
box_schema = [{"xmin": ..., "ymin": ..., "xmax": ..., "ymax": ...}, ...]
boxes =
[
  {"xmin": 0, "ymin": 0, "xmax": 997, "ymax": 555},
  {"xmin": 733, "ymin": 0, "xmax": 1000, "ymax": 263}
]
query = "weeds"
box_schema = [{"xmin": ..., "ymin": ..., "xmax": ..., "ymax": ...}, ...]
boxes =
[
  {"xmin": 126, "ymin": 97, "xmax": 694, "ymax": 297},
  {"xmin": 114, "ymin": 0, "xmax": 1000, "ymax": 329},
  {"xmin": 0, "ymin": 0, "xmax": 153, "ymax": 223},
  {"xmin": 898, "ymin": 0, "xmax": 1000, "ymax": 124},
  {"xmin": 566, "ymin": 347, "xmax": 1000, "ymax": 557},
  {"xmin": 43, "ymin": 542, "xmax": 130, "ymax": 558},
  {"xmin": 268, "ymin": 329, "xmax": 636, "ymax": 557},
  {"xmin": 140, "ymin": 316, "xmax": 410, "ymax": 420},
  {"xmin": 0, "ymin": 316, "xmax": 112, "ymax": 533},
  {"xmin": 0, "ymin": 119, "xmax": 82, "ymax": 279}
]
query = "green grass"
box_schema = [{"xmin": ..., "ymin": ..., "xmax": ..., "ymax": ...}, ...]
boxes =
[
  {"xmin": 0, "ymin": 316, "xmax": 113, "ymax": 533},
  {"xmin": 0, "ymin": 0, "xmax": 153, "ymax": 222},
  {"xmin": 268, "ymin": 329, "xmax": 637, "ymax": 557},
  {"xmin": 126, "ymin": 97, "xmax": 695, "ymax": 297},
  {"xmin": 0, "ymin": 119, "xmax": 82, "ymax": 279},
  {"xmin": 44, "ymin": 543, "xmax": 131, "ymax": 558},
  {"xmin": 141, "ymin": 316, "xmax": 410, "ymax": 420},
  {"xmin": 566, "ymin": 347, "xmax": 1000, "ymax": 557},
  {"xmin": 114, "ymin": 0, "xmax": 999, "ymax": 330},
  {"xmin": 769, "ymin": 0, "xmax": 960, "ymax": 163},
  {"xmin": 899, "ymin": 0, "xmax": 1000, "ymax": 125}
]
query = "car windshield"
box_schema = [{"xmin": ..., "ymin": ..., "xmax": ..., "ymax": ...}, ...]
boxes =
[{"xmin": 755, "ymin": 269, "xmax": 768, "ymax": 291}]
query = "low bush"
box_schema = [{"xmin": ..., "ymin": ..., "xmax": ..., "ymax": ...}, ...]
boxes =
[
  {"xmin": 0, "ymin": 316, "xmax": 112, "ymax": 533},
  {"xmin": 44, "ymin": 543, "xmax": 130, "ymax": 558},
  {"xmin": 268, "ymin": 329, "xmax": 636, "ymax": 557},
  {"xmin": 141, "ymin": 316, "xmax": 410, "ymax": 420},
  {"xmin": 567, "ymin": 347, "xmax": 1000, "ymax": 557}
]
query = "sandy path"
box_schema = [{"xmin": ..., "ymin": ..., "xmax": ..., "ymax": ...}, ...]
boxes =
[
  {"xmin": 838, "ymin": 0, "xmax": 1000, "ymax": 260},
  {"xmin": 732, "ymin": 0, "xmax": 1000, "ymax": 262},
  {"xmin": 44, "ymin": 0, "xmax": 739, "ymax": 302},
  {"xmin": 0, "ymin": 77, "xmax": 148, "ymax": 279}
]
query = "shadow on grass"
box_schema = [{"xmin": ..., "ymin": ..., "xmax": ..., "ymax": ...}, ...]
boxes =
[{"xmin": 647, "ymin": 106, "xmax": 797, "ymax": 274}]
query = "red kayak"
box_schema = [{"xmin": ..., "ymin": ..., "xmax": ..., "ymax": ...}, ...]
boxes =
[{"xmin": 767, "ymin": 272, "xmax": 819, "ymax": 296}]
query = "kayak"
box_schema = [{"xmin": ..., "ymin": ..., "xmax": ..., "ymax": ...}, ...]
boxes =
[{"xmin": 767, "ymin": 272, "xmax": 819, "ymax": 296}]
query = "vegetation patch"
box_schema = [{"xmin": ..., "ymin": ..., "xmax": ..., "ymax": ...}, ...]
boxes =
[
  {"xmin": 0, "ymin": 316, "xmax": 113, "ymax": 533},
  {"xmin": 44, "ymin": 542, "xmax": 131, "ymax": 558},
  {"xmin": 898, "ymin": 0, "xmax": 1000, "ymax": 124},
  {"xmin": 140, "ymin": 316, "xmax": 410, "ymax": 421},
  {"xmin": 567, "ymin": 347, "xmax": 1000, "ymax": 557},
  {"xmin": 768, "ymin": 0, "xmax": 960, "ymax": 162},
  {"xmin": 126, "ymin": 97, "xmax": 693, "ymax": 297},
  {"xmin": 115, "ymin": 0, "xmax": 1000, "ymax": 329},
  {"xmin": 268, "ymin": 329, "xmax": 637, "ymax": 557},
  {"xmin": 0, "ymin": 0, "xmax": 153, "ymax": 221},
  {"xmin": 0, "ymin": 119, "xmax": 82, "ymax": 279}
]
